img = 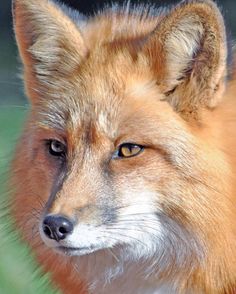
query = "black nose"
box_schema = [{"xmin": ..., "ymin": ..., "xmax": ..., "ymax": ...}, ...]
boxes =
[{"xmin": 42, "ymin": 215, "xmax": 74, "ymax": 241}]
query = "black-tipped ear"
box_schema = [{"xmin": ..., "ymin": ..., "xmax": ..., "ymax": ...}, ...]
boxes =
[
  {"xmin": 142, "ymin": 0, "xmax": 227, "ymax": 115},
  {"xmin": 13, "ymin": 0, "xmax": 88, "ymax": 103}
]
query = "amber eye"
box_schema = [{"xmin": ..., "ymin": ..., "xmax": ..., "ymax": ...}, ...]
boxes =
[
  {"xmin": 117, "ymin": 143, "xmax": 144, "ymax": 158},
  {"xmin": 48, "ymin": 140, "xmax": 66, "ymax": 157}
]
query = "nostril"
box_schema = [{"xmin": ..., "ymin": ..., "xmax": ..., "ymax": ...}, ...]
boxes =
[
  {"xmin": 43, "ymin": 225, "xmax": 52, "ymax": 238},
  {"xmin": 58, "ymin": 226, "xmax": 68, "ymax": 234},
  {"xmin": 42, "ymin": 215, "xmax": 74, "ymax": 241}
]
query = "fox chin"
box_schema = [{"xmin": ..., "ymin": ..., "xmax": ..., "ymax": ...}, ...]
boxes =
[{"xmin": 11, "ymin": 0, "xmax": 236, "ymax": 293}]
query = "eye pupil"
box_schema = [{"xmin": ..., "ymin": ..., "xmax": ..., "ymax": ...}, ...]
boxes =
[
  {"xmin": 121, "ymin": 146, "xmax": 133, "ymax": 157},
  {"xmin": 52, "ymin": 141, "xmax": 61, "ymax": 152},
  {"xmin": 48, "ymin": 140, "xmax": 65, "ymax": 157},
  {"xmin": 118, "ymin": 143, "xmax": 143, "ymax": 158}
]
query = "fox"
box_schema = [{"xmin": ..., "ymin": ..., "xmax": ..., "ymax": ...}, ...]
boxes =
[{"xmin": 10, "ymin": 0, "xmax": 236, "ymax": 293}]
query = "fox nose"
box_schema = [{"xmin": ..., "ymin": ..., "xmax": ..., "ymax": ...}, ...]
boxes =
[{"xmin": 42, "ymin": 215, "xmax": 74, "ymax": 241}]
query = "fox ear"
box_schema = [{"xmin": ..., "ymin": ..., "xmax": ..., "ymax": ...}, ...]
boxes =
[
  {"xmin": 142, "ymin": 0, "xmax": 227, "ymax": 116},
  {"xmin": 13, "ymin": 0, "xmax": 88, "ymax": 103}
]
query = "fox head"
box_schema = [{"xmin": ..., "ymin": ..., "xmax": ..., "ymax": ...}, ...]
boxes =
[{"xmin": 12, "ymin": 0, "xmax": 236, "ymax": 289}]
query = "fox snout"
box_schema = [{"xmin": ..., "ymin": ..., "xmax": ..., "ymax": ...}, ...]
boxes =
[{"xmin": 39, "ymin": 210, "xmax": 106, "ymax": 255}]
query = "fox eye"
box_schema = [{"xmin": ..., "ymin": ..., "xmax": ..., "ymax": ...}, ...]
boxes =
[
  {"xmin": 117, "ymin": 143, "xmax": 144, "ymax": 158},
  {"xmin": 48, "ymin": 140, "xmax": 66, "ymax": 157}
]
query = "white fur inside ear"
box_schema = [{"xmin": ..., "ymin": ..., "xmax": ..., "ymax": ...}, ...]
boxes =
[{"xmin": 165, "ymin": 16, "xmax": 204, "ymax": 87}]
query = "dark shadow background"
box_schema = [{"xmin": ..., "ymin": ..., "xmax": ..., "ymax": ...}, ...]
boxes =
[{"xmin": 0, "ymin": 0, "xmax": 235, "ymax": 106}]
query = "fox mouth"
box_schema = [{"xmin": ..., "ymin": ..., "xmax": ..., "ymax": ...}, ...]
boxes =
[{"xmin": 55, "ymin": 245, "xmax": 99, "ymax": 256}]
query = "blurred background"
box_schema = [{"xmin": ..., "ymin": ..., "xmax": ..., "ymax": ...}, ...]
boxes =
[{"xmin": 0, "ymin": 0, "xmax": 235, "ymax": 293}]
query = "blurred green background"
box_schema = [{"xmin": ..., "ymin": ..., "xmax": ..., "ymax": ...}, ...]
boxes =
[{"xmin": 0, "ymin": 0, "xmax": 235, "ymax": 293}]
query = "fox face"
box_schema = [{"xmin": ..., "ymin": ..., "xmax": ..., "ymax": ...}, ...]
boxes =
[
  {"xmin": 20, "ymin": 45, "xmax": 201, "ymax": 260},
  {"xmin": 12, "ymin": 0, "xmax": 236, "ymax": 292}
]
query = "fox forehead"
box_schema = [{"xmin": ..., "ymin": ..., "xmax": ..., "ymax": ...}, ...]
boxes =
[{"xmin": 37, "ymin": 48, "xmax": 163, "ymax": 139}]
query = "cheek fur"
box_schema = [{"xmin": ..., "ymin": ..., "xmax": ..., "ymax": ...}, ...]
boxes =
[{"xmin": 113, "ymin": 183, "xmax": 164, "ymax": 253}]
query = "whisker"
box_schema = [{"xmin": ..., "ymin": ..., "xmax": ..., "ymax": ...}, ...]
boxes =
[
  {"xmin": 108, "ymin": 248, "xmax": 120, "ymax": 263},
  {"xmin": 0, "ymin": 105, "xmax": 28, "ymax": 109},
  {"xmin": 105, "ymin": 229, "xmax": 147, "ymax": 247},
  {"xmin": 0, "ymin": 81, "xmax": 23, "ymax": 86},
  {"xmin": 106, "ymin": 225, "xmax": 161, "ymax": 245},
  {"xmin": 107, "ymin": 222, "xmax": 160, "ymax": 233}
]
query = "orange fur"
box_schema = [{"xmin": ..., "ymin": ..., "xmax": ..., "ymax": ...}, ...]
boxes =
[{"xmin": 11, "ymin": 0, "xmax": 236, "ymax": 293}]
